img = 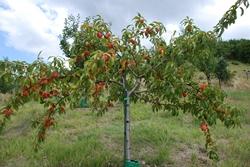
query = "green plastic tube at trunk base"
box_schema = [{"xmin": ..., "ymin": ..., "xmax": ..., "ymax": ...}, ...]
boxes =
[
  {"xmin": 79, "ymin": 98, "xmax": 89, "ymax": 108},
  {"xmin": 124, "ymin": 160, "xmax": 140, "ymax": 167}
]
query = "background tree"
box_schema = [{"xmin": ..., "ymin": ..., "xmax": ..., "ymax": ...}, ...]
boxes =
[
  {"xmin": 217, "ymin": 39, "xmax": 250, "ymax": 63},
  {"xmin": 215, "ymin": 57, "xmax": 232, "ymax": 87},
  {"xmin": 178, "ymin": 17, "xmax": 218, "ymax": 84},
  {"xmin": 0, "ymin": 58, "xmax": 28, "ymax": 94}
]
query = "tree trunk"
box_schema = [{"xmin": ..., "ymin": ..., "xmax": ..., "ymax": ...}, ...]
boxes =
[
  {"xmin": 219, "ymin": 79, "xmax": 221, "ymax": 88},
  {"xmin": 124, "ymin": 89, "xmax": 131, "ymax": 162}
]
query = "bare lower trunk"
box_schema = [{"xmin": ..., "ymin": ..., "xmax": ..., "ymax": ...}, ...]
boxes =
[
  {"xmin": 122, "ymin": 73, "xmax": 131, "ymax": 163},
  {"xmin": 124, "ymin": 89, "xmax": 131, "ymax": 161},
  {"xmin": 219, "ymin": 79, "xmax": 221, "ymax": 88}
]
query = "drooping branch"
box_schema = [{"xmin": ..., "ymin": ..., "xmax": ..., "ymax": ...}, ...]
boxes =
[{"xmin": 214, "ymin": 0, "xmax": 249, "ymax": 37}]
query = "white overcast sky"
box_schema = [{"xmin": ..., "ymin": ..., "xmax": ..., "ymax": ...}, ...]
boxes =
[{"xmin": 0, "ymin": 0, "xmax": 249, "ymax": 60}]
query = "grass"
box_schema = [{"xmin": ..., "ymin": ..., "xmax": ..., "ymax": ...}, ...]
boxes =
[
  {"xmin": 0, "ymin": 89, "xmax": 249, "ymax": 167},
  {"xmin": 0, "ymin": 61, "xmax": 249, "ymax": 167}
]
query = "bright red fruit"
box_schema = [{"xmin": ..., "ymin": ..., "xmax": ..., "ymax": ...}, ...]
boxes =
[
  {"xmin": 39, "ymin": 77, "xmax": 49, "ymax": 85},
  {"xmin": 200, "ymin": 122, "xmax": 209, "ymax": 132},
  {"xmin": 107, "ymin": 42, "xmax": 114, "ymax": 49},
  {"xmin": 22, "ymin": 89, "xmax": 29, "ymax": 97},
  {"xmin": 105, "ymin": 32, "xmax": 111, "ymax": 39},
  {"xmin": 41, "ymin": 92, "xmax": 50, "ymax": 99},
  {"xmin": 51, "ymin": 71, "xmax": 60, "ymax": 79},
  {"xmin": 199, "ymin": 83, "xmax": 208, "ymax": 92},
  {"xmin": 44, "ymin": 117, "xmax": 54, "ymax": 128},
  {"xmin": 97, "ymin": 32, "xmax": 103, "ymax": 39}
]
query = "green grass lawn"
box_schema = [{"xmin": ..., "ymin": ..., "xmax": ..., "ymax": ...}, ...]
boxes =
[{"xmin": 0, "ymin": 88, "xmax": 250, "ymax": 167}]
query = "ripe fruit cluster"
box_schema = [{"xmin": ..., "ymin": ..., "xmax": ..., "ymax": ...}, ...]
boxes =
[
  {"xmin": 44, "ymin": 116, "xmax": 54, "ymax": 128},
  {"xmin": 97, "ymin": 32, "xmax": 111, "ymax": 39},
  {"xmin": 20, "ymin": 71, "xmax": 60, "ymax": 99},
  {"xmin": 0, "ymin": 71, "xmax": 61, "ymax": 134}
]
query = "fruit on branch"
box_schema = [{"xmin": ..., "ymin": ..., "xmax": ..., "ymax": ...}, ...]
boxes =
[
  {"xmin": 2, "ymin": 108, "xmax": 13, "ymax": 118},
  {"xmin": 51, "ymin": 71, "xmax": 60, "ymax": 79},
  {"xmin": 44, "ymin": 117, "xmax": 54, "ymax": 128},
  {"xmin": 200, "ymin": 122, "xmax": 209, "ymax": 132},
  {"xmin": 21, "ymin": 88, "xmax": 30, "ymax": 97},
  {"xmin": 39, "ymin": 77, "xmax": 49, "ymax": 85},
  {"xmin": 107, "ymin": 42, "xmax": 114, "ymax": 49},
  {"xmin": 182, "ymin": 92, "xmax": 188, "ymax": 97},
  {"xmin": 102, "ymin": 53, "xmax": 110, "ymax": 63},
  {"xmin": 104, "ymin": 32, "xmax": 111, "ymax": 39},
  {"xmin": 40, "ymin": 91, "xmax": 50, "ymax": 99},
  {"xmin": 97, "ymin": 32, "xmax": 103, "ymax": 39},
  {"xmin": 158, "ymin": 48, "xmax": 165, "ymax": 55},
  {"xmin": 199, "ymin": 83, "xmax": 208, "ymax": 92},
  {"xmin": 83, "ymin": 50, "xmax": 90, "ymax": 57},
  {"xmin": 93, "ymin": 81, "xmax": 105, "ymax": 96}
]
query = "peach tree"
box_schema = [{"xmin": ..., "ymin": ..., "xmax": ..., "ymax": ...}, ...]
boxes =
[{"xmin": 0, "ymin": 0, "xmax": 249, "ymax": 164}]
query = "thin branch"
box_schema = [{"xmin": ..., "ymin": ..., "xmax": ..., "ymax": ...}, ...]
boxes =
[
  {"xmin": 128, "ymin": 79, "xmax": 141, "ymax": 96},
  {"xmin": 134, "ymin": 89, "xmax": 149, "ymax": 94},
  {"xmin": 128, "ymin": 66, "xmax": 139, "ymax": 78},
  {"xmin": 127, "ymin": 66, "xmax": 145, "ymax": 78},
  {"xmin": 121, "ymin": 74, "xmax": 126, "ymax": 89},
  {"xmin": 108, "ymin": 79, "xmax": 123, "ymax": 87},
  {"xmin": 134, "ymin": 93, "xmax": 178, "ymax": 108}
]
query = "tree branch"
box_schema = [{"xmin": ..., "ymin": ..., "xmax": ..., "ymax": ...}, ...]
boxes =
[
  {"xmin": 108, "ymin": 79, "xmax": 123, "ymax": 87},
  {"xmin": 128, "ymin": 79, "xmax": 141, "ymax": 96},
  {"xmin": 127, "ymin": 66, "xmax": 144, "ymax": 78}
]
